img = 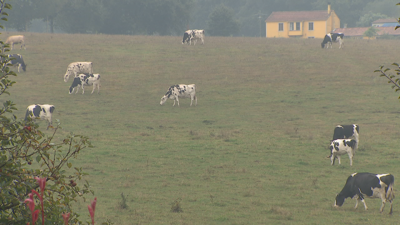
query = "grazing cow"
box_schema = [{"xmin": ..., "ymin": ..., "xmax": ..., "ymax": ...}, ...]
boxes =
[
  {"xmin": 5, "ymin": 35, "xmax": 26, "ymax": 50},
  {"xmin": 321, "ymin": 33, "xmax": 344, "ymax": 49},
  {"xmin": 329, "ymin": 139, "xmax": 357, "ymax": 166},
  {"xmin": 64, "ymin": 62, "xmax": 93, "ymax": 82},
  {"xmin": 69, "ymin": 73, "xmax": 101, "ymax": 94},
  {"xmin": 334, "ymin": 172, "xmax": 394, "ymax": 214},
  {"xmin": 332, "ymin": 124, "xmax": 359, "ymax": 150},
  {"xmin": 182, "ymin": 30, "xmax": 193, "ymax": 44},
  {"xmin": 25, "ymin": 104, "xmax": 55, "ymax": 130},
  {"xmin": 8, "ymin": 54, "xmax": 26, "ymax": 72},
  {"xmin": 160, "ymin": 84, "xmax": 197, "ymax": 106},
  {"xmin": 182, "ymin": 30, "xmax": 204, "ymax": 45}
]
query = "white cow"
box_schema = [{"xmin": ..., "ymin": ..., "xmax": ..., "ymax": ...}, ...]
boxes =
[
  {"xmin": 64, "ymin": 62, "xmax": 93, "ymax": 82},
  {"xmin": 160, "ymin": 84, "xmax": 197, "ymax": 106},
  {"xmin": 329, "ymin": 139, "xmax": 358, "ymax": 166},
  {"xmin": 69, "ymin": 73, "xmax": 101, "ymax": 94},
  {"xmin": 190, "ymin": 30, "xmax": 205, "ymax": 45},
  {"xmin": 5, "ymin": 35, "xmax": 26, "ymax": 50},
  {"xmin": 24, "ymin": 104, "xmax": 55, "ymax": 130}
]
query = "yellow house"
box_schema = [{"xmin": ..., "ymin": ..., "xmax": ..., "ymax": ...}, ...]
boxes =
[{"xmin": 265, "ymin": 4, "xmax": 340, "ymax": 38}]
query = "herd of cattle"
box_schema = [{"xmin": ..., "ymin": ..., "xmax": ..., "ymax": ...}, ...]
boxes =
[
  {"xmin": 9, "ymin": 31, "xmax": 395, "ymax": 214},
  {"xmin": 328, "ymin": 124, "xmax": 394, "ymax": 214}
]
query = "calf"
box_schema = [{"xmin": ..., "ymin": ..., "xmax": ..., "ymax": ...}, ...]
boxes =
[
  {"xmin": 160, "ymin": 84, "xmax": 197, "ymax": 106},
  {"xmin": 25, "ymin": 104, "xmax": 55, "ymax": 130},
  {"xmin": 5, "ymin": 35, "xmax": 26, "ymax": 50},
  {"xmin": 69, "ymin": 73, "xmax": 101, "ymax": 94},
  {"xmin": 321, "ymin": 33, "xmax": 344, "ymax": 49},
  {"xmin": 64, "ymin": 62, "xmax": 93, "ymax": 82},
  {"xmin": 329, "ymin": 139, "xmax": 357, "ymax": 166},
  {"xmin": 334, "ymin": 173, "xmax": 394, "ymax": 214},
  {"xmin": 8, "ymin": 54, "xmax": 26, "ymax": 72}
]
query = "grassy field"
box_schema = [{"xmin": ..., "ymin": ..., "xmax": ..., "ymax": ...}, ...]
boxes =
[{"xmin": 3, "ymin": 31, "xmax": 400, "ymax": 224}]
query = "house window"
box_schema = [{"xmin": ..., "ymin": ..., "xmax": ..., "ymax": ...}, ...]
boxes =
[
  {"xmin": 290, "ymin": 22, "xmax": 301, "ymax": 31},
  {"xmin": 308, "ymin": 22, "xmax": 314, "ymax": 31},
  {"xmin": 278, "ymin": 23, "xmax": 284, "ymax": 31}
]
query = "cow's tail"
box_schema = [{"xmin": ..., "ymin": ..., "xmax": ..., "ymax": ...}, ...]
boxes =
[
  {"xmin": 24, "ymin": 109, "xmax": 30, "ymax": 121},
  {"xmin": 386, "ymin": 179, "xmax": 395, "ymax": 201}
]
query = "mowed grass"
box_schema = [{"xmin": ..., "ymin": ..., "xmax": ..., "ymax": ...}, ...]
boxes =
[{"xmin": 3, "ymin": 31, "xmax": 400, "ymax": 224}]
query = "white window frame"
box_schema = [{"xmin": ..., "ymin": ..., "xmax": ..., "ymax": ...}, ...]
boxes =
[
  {"xmin": 296, "ymin": 22, "xmax": 301, "ymax": 31},
  {"xmin": 308, "ymin": 22, "xmax": 314, "ymax": 31},
  {"xmin": 278, "ymin": 23, "xmax": 284, "ymax": 31},
  {"xmin": 289, "ymin": 22, "xmax": 294, "ymax": 31}
]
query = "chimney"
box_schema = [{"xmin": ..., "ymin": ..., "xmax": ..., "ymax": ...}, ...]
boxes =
[{"xmin": 327, "ymin": 2, "xmax": 331, "ymax": 14}]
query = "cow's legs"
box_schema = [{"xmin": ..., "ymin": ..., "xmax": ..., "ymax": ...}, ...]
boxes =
[
  {"xmin": 91, "ymin": 84, "xmax": 96, "ymax": 94},
  {"xmin": 380, "ymin": 199, "xmax": 386, "ymax": 213},
  {"xmin": 348, "ymin": 153, "xmax": 353, "ymax": 166},
  {"xmin": 81, "ymin": 85, "xmax": 85, "ymax": 94},
  {"xmin": 176, "ymin": 97, "xmax": 180, "ymax": 106},
  {"xmin": 18, "ymin": 64, "xmax": 21, "ymax": 73},
  {"xmin": 361, "ymin": 199, "xmax": 368, "ymax": 210},
  {"xmin": 75, "ymin": 85, "xmax": 80, "ymax": 94},
  {"xmin": 354, "ymin": 198, "xmax": 359, "ymax": 209}
]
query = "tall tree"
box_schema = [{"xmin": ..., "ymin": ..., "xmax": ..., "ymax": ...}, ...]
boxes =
[
  {"xmin": 35, "ymin": 0, "xmax": 67, "ymax": 33},
  {"xmin": 5, "ymin": 0, "xmax": 35, "ymax": 31},
  {"xmin": 207, "ymin": 4, "xmax": 240, "ymax": 36}
]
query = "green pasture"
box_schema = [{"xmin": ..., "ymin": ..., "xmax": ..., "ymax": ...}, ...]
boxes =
[{"xmin": 4, "ymin": 32, "xmax": 400, "ymax": 224}]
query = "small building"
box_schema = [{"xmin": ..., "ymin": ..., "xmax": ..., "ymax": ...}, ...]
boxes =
[
  {"xmin": 265, "ymin": 4, "xmax": 340, "ymax": 38},
  {"xmin": 372, "ymin": 18, "xmax": 400, "ymax": 27},
  {"xmin": 334, "ymin": 26, "xmax": 400, "ymax": 39}
]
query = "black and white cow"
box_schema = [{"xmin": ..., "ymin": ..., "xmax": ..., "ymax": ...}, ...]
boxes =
[
  {"xmin": 334, "ymin": 173, "xmax": 394, "ymax": 214},
  {"xmin": 329, "ymin": 139, "xmax": 357, "ymax": 166},
  {"xmin": 8, "ymin": 54, "xmax": 26, "ymax": 72},
  {"xmin": 160, "ymin": 84, "xmax": 197, "ymax": 106},
  {"xmin": 182, "ymin": 30, "xmax": 204, "ymax": 45},
  {"xmin": 69, "ymin": 73, "xmax": 101, "ymax": 94},
  {"xmin": 182, "ymin": 30, "xmax": 193, "ymax": 44},
  {"xmin": 321, "ymin": 33, "xmax": 344, "ymax": 49},
  {"xmin": 332, "ymin": 124, "xmax": 359, "ymax": 149},
  {"xmin": 64, "ymin": 62, "xmax": 93, "ymax": 82},
  {"xmin": 25, "ymin": 104, "xmax": 55, "ymax": 130}
]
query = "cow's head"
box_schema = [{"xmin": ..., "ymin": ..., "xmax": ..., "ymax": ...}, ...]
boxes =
[
  {"xmin": 64, "ymin": 71, "xmax": 72, "ymax": 82},
  {"xmin": 334, "ymin": 193, "xmax": 345, "ymax": 207},
  {"xmin": 160, "ymin": 95, "xmax": 168, "ymax": 105}
]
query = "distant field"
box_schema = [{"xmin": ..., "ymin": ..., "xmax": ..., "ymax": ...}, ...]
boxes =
[{"xmin": 3, "ymin": 31, "xmax": 400, "ymax": 224}]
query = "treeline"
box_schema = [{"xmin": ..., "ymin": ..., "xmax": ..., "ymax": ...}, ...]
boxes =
[{"xmin": 6, "ymin": 0, "xmax": 398, "ymax": 36}]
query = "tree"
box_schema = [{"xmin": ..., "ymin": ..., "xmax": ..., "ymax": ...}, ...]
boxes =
[
  {"xmin": 356, "ymin": 12, "xmax": 388, "ymax": 27},
  {"xmin": 0, "ymin": 2, "xmax": 94, "ymax": 224},
  {"xmin": 375, "ymin": 3, "xmax": 400, "ymax": 98},
  {"xmin": 364, "ymin": 26, "xmax": 379, "ymax": 39},
  {"xmin": 35, "ymin": 0, "xmax": 68, "ymax": 33},
  {"xmin": 207, "ymin": 4, "xmax": 240, "ymax": 36},
  {"xmin": 4, "ymin": 0, "xmax": 35, "ymax": 31}
]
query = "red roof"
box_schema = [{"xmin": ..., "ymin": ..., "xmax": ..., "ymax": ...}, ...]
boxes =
[
  {"xmin": 265, "ymin": 10, "xmax": 330, "ymax": 22},
  {"xmin": 372, "ymin": 18, "xmax": 398, "ymax": 24},
  {"xmin": 334, "ymin": 27, "xmax": 400, "ymax": 37}
]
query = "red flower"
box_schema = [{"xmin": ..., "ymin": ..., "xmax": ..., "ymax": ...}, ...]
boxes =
[
  {"xmin": 24, "ymin": 126, "xmax": 31, "ymax": 131},
  {"xmin": 24, "ymin": 193, "xmax": 35, "ymax": 212},
  {"xmin": 87, "ymin": 197, "xmax": 97, "ymax": 225},
  {"xmin": 24, "ymin": 193, "xmax": 39, "ymax": 225},
  {"xmin": 35, "ymin": 177, "xmax": 46, "ymax": 197},
  {"xmin": 62, "ymin": 212, "xmax": 70, "ymax": 225}
]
